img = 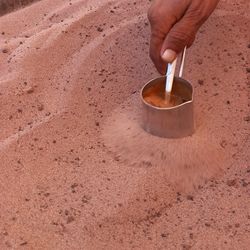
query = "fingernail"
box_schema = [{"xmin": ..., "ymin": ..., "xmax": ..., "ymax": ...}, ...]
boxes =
[{"xmin": 162, "ymin": 49, "xmax": 177, "ymax": 63}]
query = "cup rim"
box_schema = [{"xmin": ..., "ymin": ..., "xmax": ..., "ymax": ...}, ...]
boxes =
[{"xmin": 140, "ymin": 76, "xmax": 194, "ymax": 110}]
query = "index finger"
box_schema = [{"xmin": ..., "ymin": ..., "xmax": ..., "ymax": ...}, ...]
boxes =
[{"xmin": 149, "ymin": 32, "xmax": 167, "ymax": 75}]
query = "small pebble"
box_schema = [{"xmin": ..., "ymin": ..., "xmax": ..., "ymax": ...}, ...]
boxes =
[
  {"xmin": 198, "ymin": 79, "xmax": 204, "ymax": 85},
  {"xmin": 244, "ymin": 116, "xmax": 250, "ymax": 122},
  {"xmin": 66, "ymin": 216, "xmax": 75, "ymax": 224},
  {"xmin": 186, "ymin": 195, "xmax": 194, "ymax": 201},
  {"xmin": 226, "ymin": 179, "xmax": 237, "ymax": 187},
  {"xmin": 2, "ymin": 48, "xmax": 8, "ymax": 53},
  {"xmin": 197, "ymin": 59, "xmax": 203, "ymax": 65},
  {"xmin": 25, "ymin": 87, "xmax": 34, "ymax": 94},
  {"xmin": 37, "ymin": 104, "xmax": 44, "ymax": 111}
]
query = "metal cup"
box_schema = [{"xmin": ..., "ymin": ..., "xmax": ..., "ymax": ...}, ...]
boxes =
[{"xmin": 140, "ymin": 76, "xmax": 195, "ymax": 138}]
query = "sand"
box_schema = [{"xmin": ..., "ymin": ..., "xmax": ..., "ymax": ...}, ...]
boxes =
[
  {"xmin": 0, "ymin": 0, "xmax": 249, "ymax": 249},
  {"xmin": 0, "ymin": 0, "xmax": 40, "ymax": 16}
]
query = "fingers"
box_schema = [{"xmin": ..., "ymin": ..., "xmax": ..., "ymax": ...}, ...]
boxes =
[
  {"xmin": 161, "ymin": 49, "xmax": 177, "ymax": 64},
  {"xmin": 149, "ymin": 21, "xmax": 174, "ymax": 75},
  {"xmin": 149, "ymin": 33, "xmax": 167, "ymax": 75},
  {"xmin": 148, "ymin": 0, "xmax": 220, "ymax": 74},
  {"xmin": 161, "ymin": 15, "xmax": 198, "ymax": 63},
  {"xmin": 149, "ymin": 16, "xmax": 197, "ymax": 74},
  {"xmin": 148, "ymin": 2, "xmax": 176, "ymax": 74},
  {"xmin": 160, "ymin": 0, "xmax": 218, "ymax": 62}
]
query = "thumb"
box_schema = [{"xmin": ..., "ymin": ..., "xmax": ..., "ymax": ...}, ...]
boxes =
[{"xmin": 161, "ymin": 16, "xmax": 198, "ymax": 63}]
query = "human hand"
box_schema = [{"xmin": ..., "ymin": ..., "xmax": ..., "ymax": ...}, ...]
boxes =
[{"xmin": 148, "ymin": 0, "xmax": 220, "ymax": 74}]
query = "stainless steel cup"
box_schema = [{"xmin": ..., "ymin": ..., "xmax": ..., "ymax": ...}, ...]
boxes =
[{"xmin": 140, "ymin": 76, "xmax": 195, "ymax": 138}]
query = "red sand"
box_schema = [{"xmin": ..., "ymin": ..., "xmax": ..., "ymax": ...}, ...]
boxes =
[{"xmin": 0, "ymin": 0, "xmax": 249, "ymax": 249}]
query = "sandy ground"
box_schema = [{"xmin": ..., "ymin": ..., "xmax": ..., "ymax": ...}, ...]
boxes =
[
  {"xmin": 0, "ymin": 0, "xmax": 249, "ymax": 249},
  {"xmin": 0, "ymin": 0, "xmax": 40, "ymax": 16}
]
